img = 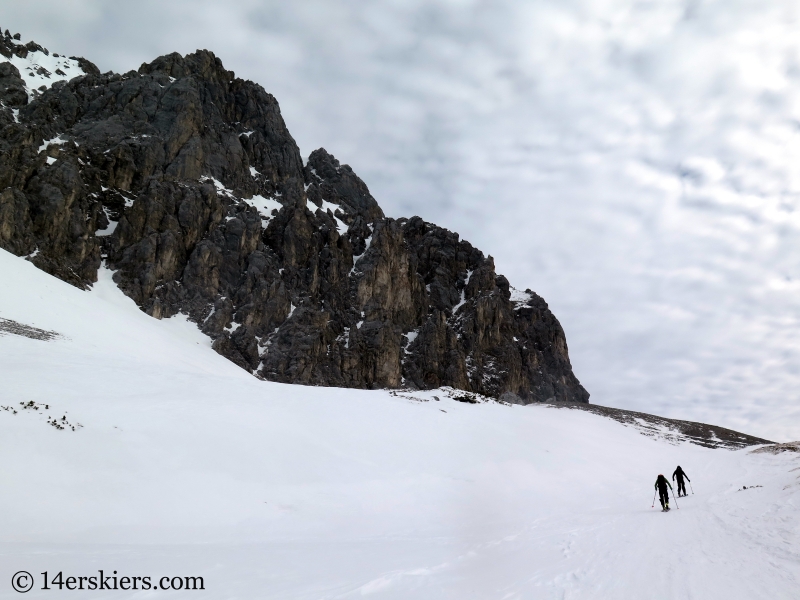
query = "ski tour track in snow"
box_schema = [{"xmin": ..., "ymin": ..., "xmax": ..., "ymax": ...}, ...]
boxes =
[{"xmin": 1, "ymin": 248, "xmax": 799, "ymax": 599}]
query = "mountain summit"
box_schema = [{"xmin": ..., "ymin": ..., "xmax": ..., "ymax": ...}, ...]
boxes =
[{"xmin": 0, "ymin": 31, "xmax": 588, "ymax": 402}]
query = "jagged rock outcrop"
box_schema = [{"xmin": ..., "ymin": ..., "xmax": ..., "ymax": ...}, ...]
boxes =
[{"xmin": 0, "ymin": 30, "xmax": 589, "ymax": 403}]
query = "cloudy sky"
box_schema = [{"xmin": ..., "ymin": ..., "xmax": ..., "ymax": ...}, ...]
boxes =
[{"xmin": 4, "ymin": 0, "xmax": 800, "ymax": 440}]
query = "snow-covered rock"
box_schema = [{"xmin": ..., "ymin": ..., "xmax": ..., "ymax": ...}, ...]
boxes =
[{"xmin": 0, "ymin": 36, "xmax": 588, "ymax": 403}]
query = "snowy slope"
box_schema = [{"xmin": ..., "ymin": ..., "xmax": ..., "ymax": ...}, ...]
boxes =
[
  {"xmin": 1, "ymin": 43, "xmax": 87, "ymax": 101},
  {"xmin": 0, "ymin": 248, "xmax": 798, "ymax": 599}
]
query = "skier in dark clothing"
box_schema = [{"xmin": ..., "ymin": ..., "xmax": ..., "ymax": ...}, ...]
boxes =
[
  {"xmin": 655, "ymin": 474, "xmax": 672, "ymax": 511},
  {"xmin": 672, "ymin": 466, "xmax": 690, "ymax": 497}
]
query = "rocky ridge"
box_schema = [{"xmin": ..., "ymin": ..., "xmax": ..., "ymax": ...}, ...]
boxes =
[
  {"xmin": 0, "ymin": 30, "xmax": 589, "ymax": 403},
  {"xmin": 546, "ymin": 402, "xmax": 774, "ymax": 449}
]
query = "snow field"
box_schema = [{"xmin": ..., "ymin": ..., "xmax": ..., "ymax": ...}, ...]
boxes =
[{"xmin": 0, "ymin": 248, "xmax": 798, "ymax": 599}]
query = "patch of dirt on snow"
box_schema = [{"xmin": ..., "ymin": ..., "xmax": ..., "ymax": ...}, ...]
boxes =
[
  {"xmin": 0, "ymin": 318, "xmax": 61, "ymax": 341},
  {"xmin": 750, "ymin": 441, "xmax": 800, "ymax": 454},
  {"xmin": 2, "ymin": 401, "xmax": 83, "ymax": 431}
]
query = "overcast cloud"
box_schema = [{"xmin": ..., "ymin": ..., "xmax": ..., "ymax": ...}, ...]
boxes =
[{"xmin": 3, "ymin": 0, "xmax": 800, "ymax": 440}]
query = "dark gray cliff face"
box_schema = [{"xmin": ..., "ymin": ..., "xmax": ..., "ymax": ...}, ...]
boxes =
[{"xmin": 0, "ymin": 31, "xmax": 589, "ymax": 403}]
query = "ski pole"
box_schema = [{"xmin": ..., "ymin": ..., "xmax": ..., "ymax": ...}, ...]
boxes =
[
  {"xmin": 689, "ymin": 481, "xmax": 694, "ymax": 495},
  {"xmin": 652, "ymin": 489, "xmax": 656, "ymax": 508},
  {"xmin": 671, "ymin": 487, "xmax": 679, "ymax": 509}
]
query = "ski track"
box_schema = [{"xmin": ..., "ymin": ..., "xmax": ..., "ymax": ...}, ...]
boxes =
[{"xmin": 1, "ymin": 247, "xmax": 799, "ymax": 599}]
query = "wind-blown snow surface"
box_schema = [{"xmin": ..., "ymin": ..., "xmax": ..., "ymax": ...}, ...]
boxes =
[{"xmin": 0, "ymin": 248, "xmax": 798, "ymax": 599}]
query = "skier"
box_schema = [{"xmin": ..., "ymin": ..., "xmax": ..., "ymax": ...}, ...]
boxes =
[
  {"xmin": 672, "ymin": 466, "xmax": 690, "ymax": 497},
  {"xmin": 655, "ymin": 474, "xmax": 672, "ymax": 511}
]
